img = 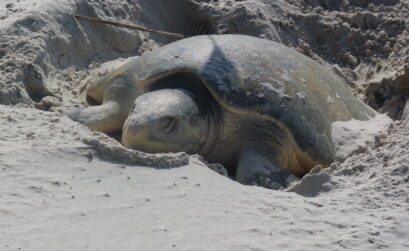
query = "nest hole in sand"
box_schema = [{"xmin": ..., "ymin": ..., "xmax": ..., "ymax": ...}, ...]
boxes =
[
  {"xmin": 138, "ymin": 0, "xmax": 219, "ymax": 37},
  {"xmin": 364, "ymin": 67, "xmax": 409, "ymax": 120}
]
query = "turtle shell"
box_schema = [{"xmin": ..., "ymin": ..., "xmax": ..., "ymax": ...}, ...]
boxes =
[{"xmin": 115, "ymin": 34, "xmax": 376, "ymax": 166}]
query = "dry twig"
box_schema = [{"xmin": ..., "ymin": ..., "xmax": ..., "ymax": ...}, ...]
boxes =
[{"xmin": 75, "ymin": 15, "xmax": 184, "ymax": 39}]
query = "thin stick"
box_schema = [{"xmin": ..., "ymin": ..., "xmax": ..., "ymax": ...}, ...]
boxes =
[{"xmin": 75, "ymin": 15, "xmax": 184, "ymax": 39}]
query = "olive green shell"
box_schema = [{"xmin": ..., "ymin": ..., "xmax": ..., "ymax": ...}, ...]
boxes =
[{"xmin": 104, "ymin": 35, "xmax": 376, "ymax": 166}]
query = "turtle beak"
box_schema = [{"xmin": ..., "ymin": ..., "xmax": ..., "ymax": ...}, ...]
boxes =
[
  {"xmin": 122, "ymin": 115, "xmax": 150, "ymax": 150},
  {"xmin": 122, "ymin": 113, "xmax": 181, "ymax": 152}
]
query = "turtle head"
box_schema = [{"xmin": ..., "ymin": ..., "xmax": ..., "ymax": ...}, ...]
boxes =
[{"xmin": 122, "ymin": 89, "xmax": 215, "ymax": 154}]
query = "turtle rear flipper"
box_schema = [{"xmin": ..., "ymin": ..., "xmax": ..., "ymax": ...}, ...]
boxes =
[{"xmin": 236, "ymin": 149, "xmax": 290, "ymax": 190}]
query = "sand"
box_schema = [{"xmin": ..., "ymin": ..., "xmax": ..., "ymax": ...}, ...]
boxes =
[{"xmin": 1, "ymin": 0, "xmax": 409, "ymax": 250}]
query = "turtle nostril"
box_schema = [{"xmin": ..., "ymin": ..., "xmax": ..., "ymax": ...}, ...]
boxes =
[{"xmin": 159, "ymin": 116, "xmax": 179, "ymax": 136}]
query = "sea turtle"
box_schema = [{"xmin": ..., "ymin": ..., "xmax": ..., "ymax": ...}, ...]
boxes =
[{"xmin": 70, "ymin": 34, "xmax": 376, "ymax": 189}]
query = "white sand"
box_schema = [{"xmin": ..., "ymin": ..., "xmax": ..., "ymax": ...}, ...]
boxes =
[
  {"xmin": 1, "ymin": 0, "xmax": 409, "ymax": 250},
  {"xmin": 331, "ymin": 113, "xmax": 392, "ymax": 162},
  {"xmin": 2, "ymin": 105, "xmax": 408, "ymax": 250}
]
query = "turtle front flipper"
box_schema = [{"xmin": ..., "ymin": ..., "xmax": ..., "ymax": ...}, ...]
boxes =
[
  {"xmin": 69, "ymin": 101, "xmax": 125, "ymax": 133},
  {"xmin": 69, "ymin": 76, "xmax": 136, "ymax": 134},
  {"xmin": 235, "ymin": 146, "xmax": 300, "ymax": 190}
]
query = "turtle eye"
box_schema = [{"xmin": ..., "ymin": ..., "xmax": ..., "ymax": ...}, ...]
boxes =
[
  {"xmin": 159, "ymin": 116, "xmax": 179, "ymax": 136},
  {"xmin": 189, "ymin": 117, "xmax": 200, "ymax": 126}
]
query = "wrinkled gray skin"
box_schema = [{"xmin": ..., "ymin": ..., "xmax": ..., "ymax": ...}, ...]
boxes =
[{"xmin": 70, "ymin": 34, "xmax": 376, "ymax": 190}]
